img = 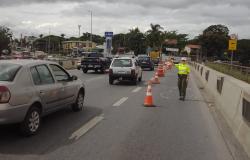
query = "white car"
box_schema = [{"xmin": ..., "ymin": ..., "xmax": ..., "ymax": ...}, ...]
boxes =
[{"xmin": 109, "ymin": 57, "xmax": 142, "ymax": 85}]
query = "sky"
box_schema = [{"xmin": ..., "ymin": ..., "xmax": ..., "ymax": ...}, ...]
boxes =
[{"xmin": 0, "ymin": 0, "xmax": 249, "ymax": 39}]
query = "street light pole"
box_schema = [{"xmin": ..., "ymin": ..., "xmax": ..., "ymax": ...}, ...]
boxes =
[
  {"xmin": 78, "ymin": 25, "xmax": 81, "ymax": 38},
  {"xmin": 88, "ymin": 10, "xmax": 93, "ymax": 43},
  {"xmin": 48, "ymin": 28, "xmax": 51, "ymax": 54}
]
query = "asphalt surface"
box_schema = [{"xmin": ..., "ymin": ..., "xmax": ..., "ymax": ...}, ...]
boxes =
[{"xmin": 0, "ymin": 67, "xmax": 234, "ymax": 160}]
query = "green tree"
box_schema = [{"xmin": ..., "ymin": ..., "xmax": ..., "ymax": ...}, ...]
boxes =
[
  {"xmin": 198, "ymin": 24, "xmax": 229, "ymax": 59},
  {"xmin": 146, "ymin": 24, "xmax": 164, "ymax": 49},
  {"xmin": 39, "ymin": 34, "xmax": 43, "ymax": 38},
  {"xmin": 80, "ymin": 32, "xmax": 105, "ymax": 45},
  {"xmin": 126, "ymin": 28, "xmax": 146, "ymax": 55},
  {"xmin": 237, "ymin": 39, "xmax": 250, "ymax": 66},
  {"xmin": 60, "ymin": 34, "xmax": 65, "ymax": 39},
  {"xmin": 112, "ymin": 33, "xmax": 126, "ymax": 53},
  {"xmin": 161, "ymin": 31, "xmax": 188, "ymax": 54},
  {"xmin": 0, "ymin": 26, "xmax": 12, "ymax": 55},
  {"xmin": 34, "ymin": 35, "xmax": 63, "ymax": 54}
]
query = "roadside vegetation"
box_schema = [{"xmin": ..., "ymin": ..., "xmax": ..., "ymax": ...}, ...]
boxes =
[{"xmin": 206, "ymin": 62, "xmax": 250, "ymax": 84}]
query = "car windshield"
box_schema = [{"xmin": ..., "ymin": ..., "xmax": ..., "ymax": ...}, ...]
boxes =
[
  {"xmin": 0, "ymin": 63, "xmax": 21, "ymax": 81},
  {"xmin": 112, "ymin": 59, "xmax": 132, "ymax": 67},
  {"xmin": 138, "ymin": 57, "xmax": 150, "ymax": 61},
  {"xmin": 88, "ymin": 53, "xmax": 104, "ymax": 57}
]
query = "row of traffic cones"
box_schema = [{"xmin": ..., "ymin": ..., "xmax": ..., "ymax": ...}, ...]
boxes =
[{"xmin": 144, "ymin": 59, "xmax": 173, "ymax": 107}]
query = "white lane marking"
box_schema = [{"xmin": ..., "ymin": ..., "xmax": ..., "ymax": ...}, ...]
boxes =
[
  {"xmin": 113, "ymin": 97, "xmax": 128, "ymax": 107},
  {"xmin": 85, "ymin": 76, "xmax": 104, "ymax": 83},
  {"xmin": 132, "ymin": 87, "xmax": 142, "ymax": 93},
  {"xmin": 69, "ymin": 114, "xmax": 104, "ymax": 140}
]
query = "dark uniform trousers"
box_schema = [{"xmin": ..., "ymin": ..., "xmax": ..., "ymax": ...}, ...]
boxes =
[{"xmin": 178, "ymin": 74, "xmax": 188, "ymax": 98}]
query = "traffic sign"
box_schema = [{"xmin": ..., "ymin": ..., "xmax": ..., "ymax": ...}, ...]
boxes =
[
  {"xmin": 166, "ymin": 48, "xmax": 179, "ymax": 52},
  {"xmin": 230, "ymin": 34, "xmax": 238, "ymax": 40},
  {"xmin": 105, "ymin": 32, "xmax": 113, "ymax": 38},
  {"xmin": 228, "ymin": 39, "xmax": 237, "ymax": 51}
]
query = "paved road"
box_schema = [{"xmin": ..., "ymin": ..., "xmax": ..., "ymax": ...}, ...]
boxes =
[{"xmin": 0, "ymin": 68, "xmax": 234, "ymax": 160}]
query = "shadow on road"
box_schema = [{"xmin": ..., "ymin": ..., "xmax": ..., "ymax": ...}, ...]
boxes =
[
  {"xmin": 113, "ymin": 80, "xmax": 147, "ymax": 87},
  {"xmin": 0, "ymin": 106, "xmax": 102, "ymax": 155},
  {"xmin": 84, "ymin": 71, "xmax": 107, "ymax": 75}
]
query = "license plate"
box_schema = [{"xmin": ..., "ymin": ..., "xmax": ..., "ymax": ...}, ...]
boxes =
[
  {"xmin": 142, "ymin": 62, "xmax": 147, "ymax": 64},
  {"xmin": 95, "ymin": 65, "xmax": 101, "ymax": 68},
  {"xmin": 89, "ymin": 65, "xmax": 93, "ymax": 67},
  {"xmin": 118, "ymin": 71, "xmax": 125, "ymax": 74}
]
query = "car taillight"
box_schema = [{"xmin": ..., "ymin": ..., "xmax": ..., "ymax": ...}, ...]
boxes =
[
  {"xmin": 131, "ymin": 69, "xmax": 135, "ymax": 76},
  {"xmin": 109, "ymin": 69, "xmax": 113, "ymax": 75},
  {"xmin": 0, "ymin": 86, "xmax": 11, "ymax": 103}
]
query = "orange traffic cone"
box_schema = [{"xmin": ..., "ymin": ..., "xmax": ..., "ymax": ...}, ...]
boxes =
[
  {"xmin": 163, "ymin": 65, "xmax": 167, "ymax": 73},
  {"xmin": 152, "ymin": 72, "xmax": 160, "ymax": 84},
  {"xmin": 144, "ymin": 81, "xmax": 154, "ymax": 107},
  {"xmin": 157, "ymin": 64, "xmax": 165, "ymax": 77}
]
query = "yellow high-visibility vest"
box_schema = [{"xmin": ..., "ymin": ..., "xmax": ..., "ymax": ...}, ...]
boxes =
[{"xmin": 175, "ymin": 63, "xmax": 190, "ymax": 75}]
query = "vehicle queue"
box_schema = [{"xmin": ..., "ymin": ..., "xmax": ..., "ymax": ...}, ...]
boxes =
[{"xmin": 0, "ymin": 53, "xmax": 176, "ymax": 136}]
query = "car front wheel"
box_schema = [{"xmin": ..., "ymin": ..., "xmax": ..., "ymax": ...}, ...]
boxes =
[
  {"xmin": 138, "ymin": 75, "xmax": 142, "ymax": 82},
  {"xmin": 83, "ymin": 69, "xmax": 88, "ymax": 73},
  {"xmin": 72, "ymin": 91, "xmax": 85, "ymax": 112},
  {"xmin": 109, "ymin": 77, "xmax": 114, "ymax": 85},
  {"xmin": 20, "ymin": 106, "xmax": 41, "ymax": 136},
  {"xmin": 132, "ymin": 77, "xmax": 137, "ymax": 85}
]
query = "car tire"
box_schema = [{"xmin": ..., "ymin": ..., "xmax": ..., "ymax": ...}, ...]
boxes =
[
  {"xmin": 138, "ymin": 75, "xmax": 142, "ymax": 82},
  {"xmin": 151, "ymin": 67, "xmax": 154, "ymax": 71},
  {"xmin": 83, "ymin": 69, "xmax": 88, "ymax": 73},
  {"xmin": 109, "ymin": 77, "xmax": 114, "ymax": 85},
  {"xmin": 20, "ymin": 106, "xmax": 41, "ymax": 136},
  {"xmin": 132, "ymin": 77, "xmax": 137, "ymax": 85},
  {"xmin": 100, "ymin": 68, "xmax": 105, "ymax": 74},
  {"xmin": 72, "ymin": 91, "xmax": 85, "ymax": 112}
]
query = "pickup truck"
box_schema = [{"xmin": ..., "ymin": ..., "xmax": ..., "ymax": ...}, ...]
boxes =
[{"xmin": 81, "ymin": 53, "xmax": 111, "ymax": 73}]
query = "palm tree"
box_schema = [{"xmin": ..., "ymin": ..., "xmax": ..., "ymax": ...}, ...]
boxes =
[
  {"xmin": 39, "ymin": 34, "xmax": 43, "ymax": 39},
  {"xmin": 146, "ymin": 24, "xmax": 164, "ymax": 49},
  {"xmin": 60, "ymin": 34, "xmax": 65, "ymax": 39}
]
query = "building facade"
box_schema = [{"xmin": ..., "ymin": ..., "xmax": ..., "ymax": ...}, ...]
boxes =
[{"xmin": 62, "ymin": 41, "xmax": 97, "ymax": 53}]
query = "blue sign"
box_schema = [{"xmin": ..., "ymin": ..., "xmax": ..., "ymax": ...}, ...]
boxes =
[{"xmin": 105, "ymin": 32, "xmax": 113, "ymax": 38}]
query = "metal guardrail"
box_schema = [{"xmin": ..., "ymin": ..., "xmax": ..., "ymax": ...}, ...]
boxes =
[
  {"xmin": 205, "ymin": 62, "xmax": 250, "ymax": 84},
  {"xmin": 210, "ymin": 62, "xmax": 250, "ymax": 76}
]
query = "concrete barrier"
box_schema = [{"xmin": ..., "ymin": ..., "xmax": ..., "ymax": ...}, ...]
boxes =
[{"xmin": 191, "ymin": 62, "xmax": 250, "ymax": 157}]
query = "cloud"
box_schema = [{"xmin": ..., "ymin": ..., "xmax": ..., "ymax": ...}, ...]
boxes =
[
  {"xmin": 0, "ymin": 0, "xmax": 249, "ymax": 39},
  {"xmin": 0, "ymin": 0, "xmax": 250, "ymax": 8},
  {"xmin": 35, "ymin": 22, "xmax": 61, "ymax": 29},
  {"xmin": 21, "ymin": 20, "xmax": 32, "ymax": 24}
]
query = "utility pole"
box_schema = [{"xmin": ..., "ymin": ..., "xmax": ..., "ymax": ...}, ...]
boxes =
[
  {"xmin": 88, "ymin": 10, "xmax": 93, "ymax": 43},
  {"xmin": 20, "ymin": 34, "xmax": 23, "ymax": 47},
  {"xmin": 48, "ymin": 28, "xmax": 51, "ymax": 54},
  {"xmin": 78, "ymin": 25, "xmax": 81, "ymax": 38}
]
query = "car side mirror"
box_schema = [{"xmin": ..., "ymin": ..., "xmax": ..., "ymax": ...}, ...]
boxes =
[{"xmin": 69, "ymin": 75, "xmax": 78, "ymax": 81}]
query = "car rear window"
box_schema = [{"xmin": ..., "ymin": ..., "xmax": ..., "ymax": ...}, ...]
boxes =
[
  {"xmin": 88, "ymin": 53, "xmax": 104, "ymax": 57},
  {"xmin": 138, "ymin": 57, "xmax": 150, "ymax": 61},
  {"xmin": 0, "ymin": 63, "xmax": 21, "ymax": 81},
  {"xmin": 112, "ymin": 59, "xmax": 132, "ymax": 67}
]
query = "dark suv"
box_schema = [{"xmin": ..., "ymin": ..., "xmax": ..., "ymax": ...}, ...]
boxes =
[{"xmin": 137, "ymin": 55, "xmax": 154, "ymax": 71}]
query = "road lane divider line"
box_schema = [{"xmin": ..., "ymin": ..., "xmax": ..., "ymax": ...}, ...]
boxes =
[
  {"xmin": 85, "ymin": 76, "xmax": 105, "ymax": 83},
  {"xmin": 113, "ymin": 97, "xmax": 128, "ymax": 107},
  {"xmin": 132, "ymin": 87, "xmax": 142, "ymax": 93},
  {"xmin": 69, "ymin": 114, "xmax": 104, "ymax": 140}
]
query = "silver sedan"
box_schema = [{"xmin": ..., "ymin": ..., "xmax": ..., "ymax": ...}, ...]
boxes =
[{"xmin": 0, "ymin": 60, "xmax": 85, "ymax": 136}]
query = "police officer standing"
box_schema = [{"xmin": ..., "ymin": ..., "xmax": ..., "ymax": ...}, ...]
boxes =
[{"xmin": 175, "ymin": 57, "xmax": 190, "ymax": 101}]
